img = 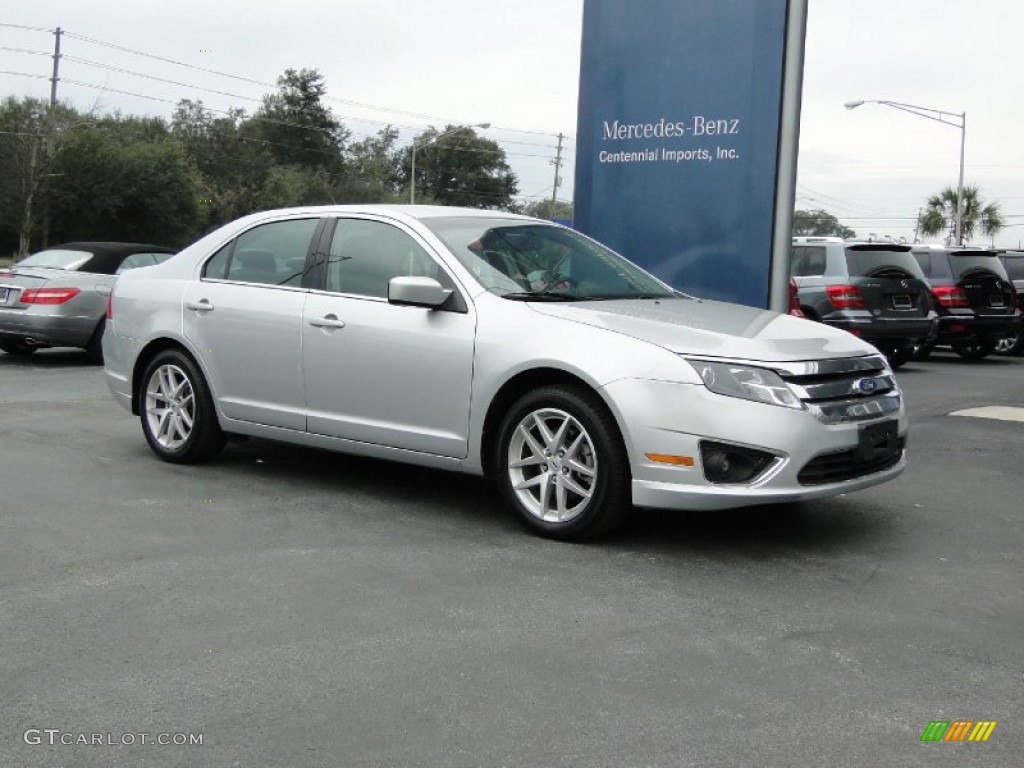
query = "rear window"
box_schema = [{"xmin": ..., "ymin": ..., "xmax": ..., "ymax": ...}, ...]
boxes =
[
  {"xmin": 844, "ymin": 247, "xmax": 926, "ymax": 279},
  {"xmin": 1001, "ymin": 257, "xmax": 1024, "ymax": 281},
  {"xmin": 950, "ymin": 252, "xmax": 1009, "ymax": 281},
  {"xmin": 16, "ymin": 249, "xmax": 93, "ymax": 271}
]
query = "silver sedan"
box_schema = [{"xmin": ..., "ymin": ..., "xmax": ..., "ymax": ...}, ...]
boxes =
[
  {"xmin": 0, "ymin": 242, "xmax": 175, "ymax": 362},
  {"xmin": 103, "ymin": 206, "xmax": 907, "ymax": 539}
]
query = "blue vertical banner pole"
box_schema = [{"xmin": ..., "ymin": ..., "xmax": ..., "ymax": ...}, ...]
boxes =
[{"xmin": 574, "ymin": 0, "xmax": 808, "ymax": 310}]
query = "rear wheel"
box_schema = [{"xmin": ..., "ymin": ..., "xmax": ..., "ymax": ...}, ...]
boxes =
[
  {"xmin": 883, "ymin": 346, "xmax": 913, "ymax": 369},
  {"xmin": 951, "ymin": 337, "xmax": 997, "ymax": 360},
  {"xmin": 85, "ymin": 322, "xmax": 105, "ymax": 365},
  {"xmin": 139, "ymin": 349, "xmax": 225, "ymax": 463},
  {"xmin": 0, "ymin": 341, "xmax": 37, "ymax": 356},
  {"xmin": 994, "ymin": 329, "xmax": 1024, "ymax": 356},
  {"xmin": 912, "ymin": 341, "xmax": 935, "ymax": 361},
  {"xmin": 496, "ymin": 385, "xmax": 630, "ymax": 541}
]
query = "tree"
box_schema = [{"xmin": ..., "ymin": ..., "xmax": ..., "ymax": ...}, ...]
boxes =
[
  {"xmin": 522, "ymin": 199, "xmax": 573, "ymax": 221},
  {"xmin": 404, "ymin": 125, "xmax": 518, "ymax": 209},
  {"xmin": 919, "ymin": 185, "xmax": 1004, "ymax": 244},
  {"xmin": 44, "ymin": 119, "xmax": 202, "ymax": 247},
  {"xmin": 249, "ymin": 68, "xmax": 347, "ymax": 174},
  {"xmin": 338, "ymin": 127, "xmax": 404, "ymax": 202},
  {"xmin": 793, "ymin": 208, "xmax": 855, "ymax": 239},
  {"xmin": 0, "ymin": 97, "xmax": 91, "ymax": 256}
]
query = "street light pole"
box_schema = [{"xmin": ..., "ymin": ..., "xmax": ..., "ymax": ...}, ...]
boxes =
[
  {"xmin": 844, "ymin": 99, "xmax": 967, "ymax": 244},
  {"xmin": 409, "ymin": 122, "xmax": 490, "ymax": 205}
]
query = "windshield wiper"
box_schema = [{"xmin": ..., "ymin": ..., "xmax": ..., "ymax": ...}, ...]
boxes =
[{"xmin": 499, "ymin": 291, "xmax": 591, "ymax": 302}]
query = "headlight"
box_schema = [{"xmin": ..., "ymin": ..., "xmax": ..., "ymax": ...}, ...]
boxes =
[{"xmin": 686, "ymin": 359, "xmax": 804, "ymax": 410}]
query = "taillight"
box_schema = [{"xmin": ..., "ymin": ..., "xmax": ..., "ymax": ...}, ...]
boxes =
[
  {"xmin": 932, "ymin": 286, "xmax": 970, "ymax": 308},
  {"xmin": 106, "ymin": 292, "xmax": 113, "ymax": 320},
  {"xmin": 826, "ymin": 284, "xmax": 866, "ymax": 309},
  {"xmin": 20, "ymin": 287, "xmax": 81, "ymax": 304},
  {"xmin": 788, "ymin": 279, "xmax": 804, "ymax": 317}
]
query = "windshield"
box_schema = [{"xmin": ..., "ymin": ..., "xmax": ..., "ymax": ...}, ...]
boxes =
[
  {"xmin": 950, "ymin": 252, "xmax": 1009, "ymax": 281},
  {"xmin": 844, "ymin": 247, "xmax": 926, "ymax": 279},
  {"xmin": 423, "ymin": 217, "xmax": 676, "ymax": 300},
  {"xmin": 16, "ymin": 249, "xmax": 93, "ymax": 271}
]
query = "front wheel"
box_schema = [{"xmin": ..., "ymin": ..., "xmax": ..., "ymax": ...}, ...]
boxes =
[
  {"xmin": 951, "ymin": 337, "xmax": 997, "ymax": 360},
  {"xmin": 138, "ymin": 349, "xmax": 225, "ymax": 463},
  {"xmin": 496, "ymin": 385, "xmax": 630, "ymax": 540}
]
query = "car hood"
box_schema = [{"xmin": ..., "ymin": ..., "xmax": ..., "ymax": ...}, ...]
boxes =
[{"xmin": 528, "ymin": 298, "xmax": 874, "ymax": 361}]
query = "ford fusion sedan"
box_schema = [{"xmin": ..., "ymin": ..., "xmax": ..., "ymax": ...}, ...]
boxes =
[
  {"xmin": 103, "ymin": 206, "xmax": 907, "ymax": 540},
  {"xmin": 0, "ymin": 242, "xmax": 176, "ymax": 362}
]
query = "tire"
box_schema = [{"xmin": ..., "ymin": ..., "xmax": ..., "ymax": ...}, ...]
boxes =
[
  {"xmin": 994, "ymin": 329, "xmax": 1024, "ymax": 356},
  {"xmin": 138, "ymin": 349, "xmax": 225, "ymax": 463},
  {"xmin": 951, "ymin": 337, "xmax": 997, "ymax": 360},
  {"xmin": 912, "ymin": 341, "xmax": 935, "ymax": 361},
  {"xmin": 496, "ymin": 385, "xmax": 630, "ymax": 541},
  {"xmin": 0, "ymin": 341, "xmax": 37, "ymax": 356},
  {"xmin": 883, "ymin": 346, "xmax": 913, "ymax": 370},
  {"xmin": 85, "ymin": 322, "xmax": 105, "ymax": 365}
]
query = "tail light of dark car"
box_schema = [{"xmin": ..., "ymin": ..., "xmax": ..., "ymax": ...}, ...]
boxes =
[
  {"xmin": 788, "ymin": 278, "xmax": 804, "ymax": 316},
  {"xmin": 932, "ymin": 285, "xmax": 970, "ymax": 308},
  {"xmin": 106, "ymin": 292, "xmax": 113, "ymax": 320},
  {"xmin": 826, "ymin": 284, "xmax": 866, "ymax": 309},
  {"xmin": 20, "ymin": 287, "xmax": 81, "ymax": 304}
]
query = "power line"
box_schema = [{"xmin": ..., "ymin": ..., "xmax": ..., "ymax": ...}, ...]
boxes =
[{"xmin": 0, "ymin": 22, "xmax": 52, "ymax": 32}]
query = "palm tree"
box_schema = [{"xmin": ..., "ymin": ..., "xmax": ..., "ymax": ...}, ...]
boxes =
[{"xmin": 919, "ymin": 185, "xmax": 1004, "ymax": 244}]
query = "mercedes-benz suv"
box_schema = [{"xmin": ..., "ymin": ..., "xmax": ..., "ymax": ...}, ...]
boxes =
[
  {"xmin": 791, "ymin": 237, "xmax": 937, "ymax": 368},
  {"xmin": 910, "ymin": 245, "xmax": 1020, "ymax": 359}
]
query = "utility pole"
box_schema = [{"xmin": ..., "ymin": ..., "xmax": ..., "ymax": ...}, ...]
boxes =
[
  {"xmin": 912, "ymin": 207, "xmax": 922, "ymax": 243},
  {"xmin": 50, "ymin": 27, "xmax": 62, "ymax": 107},
  {"xmin": 549, "ymin": 133, "xmax": 565, "ymax": 211}
]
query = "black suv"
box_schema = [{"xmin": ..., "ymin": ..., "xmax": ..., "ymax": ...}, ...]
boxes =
[
  {"xmin": 910, "ymin": 246, "xmax": 1020, "ymax": 359},
  {"xmin": 791, "ymin": 238, "xmax": 936, "ymax": 368},
  {"xmin": 995, "ymin": 250, "xmax": 1024, "ymax": 355}
]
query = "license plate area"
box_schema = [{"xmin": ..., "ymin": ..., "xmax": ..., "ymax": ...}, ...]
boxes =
[
  {"xmin": 856, "ymin": 419, "xmax": 899, "ymax": 462},
  {"xmin": 890, "ymin": 294, "xmax": 912, "ymax": 309},
  {"xmin": 0, "ymin": 287, "xmax": 8, "ymax": 303},
  {"xmin": 989, "ymin": 295, "xmax": 1005, "ymax": 308}
]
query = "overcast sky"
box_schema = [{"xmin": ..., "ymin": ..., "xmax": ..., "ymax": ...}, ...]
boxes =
[{"xmin": 2, "ymin": 0, "xmax": 1021, "ymax": 247}]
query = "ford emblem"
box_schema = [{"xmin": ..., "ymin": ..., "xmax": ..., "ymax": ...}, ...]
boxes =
[{"xmin": 853, "ymin": 377, "xmax": 878, "ymax": 395}]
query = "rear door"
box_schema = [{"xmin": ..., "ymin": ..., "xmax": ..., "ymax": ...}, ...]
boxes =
[
  {"xmin": 949, "ymin": 251, "xmax": 1015, "ymax": 317},
  {"xmin": 182, "ymin": 217, "xmax": 322, "ymax": 431},
  {"xmin": 843, "ymin": 245, "xmax": 931, "ymax": 318}
]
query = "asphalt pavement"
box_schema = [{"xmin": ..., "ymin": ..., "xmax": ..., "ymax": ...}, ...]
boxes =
[{"xmin": 1, "ymin": 347, "xmax": 1021, "ymax": 768}]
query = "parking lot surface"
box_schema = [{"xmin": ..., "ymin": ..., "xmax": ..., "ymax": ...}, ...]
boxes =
[{"xmin": 1, "ymin": 349, "xmax": 1022, "ymax": 767}]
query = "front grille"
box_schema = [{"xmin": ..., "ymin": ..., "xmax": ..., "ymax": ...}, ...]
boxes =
[
  {"xmin": 798, "ymin": 438, "xmax": 905, "ymax": 485},
  {"xmin": 772, "ymin": 355, "xmax": 901, "ymax": 424}
]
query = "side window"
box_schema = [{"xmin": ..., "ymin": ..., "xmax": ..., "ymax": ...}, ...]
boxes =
[
  {"xmin": 218, "ymin": 218, "xmax": 318, "ymax": 286},
  {"xmin": 326, "ymin": 219, "xmax": 439, "ymax": 298},
  {"xmin": 791, "ymin": 246, "xmax": 826, "ymax": 276},
  {"xmin": 912, "ymin": 252, "xmax": 931, "ymax": 278},
  {"xmin": 116, "ymin": 253, "xmax": 154, "ymax": 274},
  {"xmin": 204, "ymin": 242, "xmax": 232, "ymax": 279}
]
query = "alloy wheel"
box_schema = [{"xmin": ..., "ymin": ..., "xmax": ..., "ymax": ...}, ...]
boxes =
[
  {"xmin": 507, "ymin": 407, "xmax": 598, "ymax": 523},
  {"xmin": 144, "ymin": 364, "xmax": 196, "ymax": 450}
]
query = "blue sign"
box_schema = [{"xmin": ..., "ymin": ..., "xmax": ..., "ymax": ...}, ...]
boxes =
[{"xmin": 574, "ymin": 0, "xmax": 805, "ymax": 308}]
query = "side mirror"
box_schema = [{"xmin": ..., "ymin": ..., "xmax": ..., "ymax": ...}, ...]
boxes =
[{"xmin": 388, "ymin": 276, "xmax": 452, "ymax": 308}]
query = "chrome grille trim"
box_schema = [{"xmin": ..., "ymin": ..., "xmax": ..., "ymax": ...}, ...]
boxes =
[{"xmin": 774, "ymin": 355, "xmax": 900, "ymax": 425}]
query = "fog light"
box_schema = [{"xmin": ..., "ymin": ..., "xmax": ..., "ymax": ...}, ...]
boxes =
[{"xmin": 699, "ymin": 441, "xmax": 775, "ymax": 484}]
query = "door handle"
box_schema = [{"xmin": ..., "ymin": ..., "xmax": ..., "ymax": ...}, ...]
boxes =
[
  {"xmin": 309, "ymin": 314, "xmax": 346, "ymax": 329},
  {"xmin": 186, "ymin": 299, "xmax": 214, "ymax": 312}
]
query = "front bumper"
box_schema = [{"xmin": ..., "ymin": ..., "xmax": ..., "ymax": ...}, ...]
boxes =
[{"xmin": 603, "ymin": 378, "xmax": 907, "ymax": 512}]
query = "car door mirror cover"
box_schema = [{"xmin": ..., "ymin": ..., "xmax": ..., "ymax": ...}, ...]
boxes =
[{"xmin": 388, "ymin": 276, "xmax": 453, "ymax": 309}]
